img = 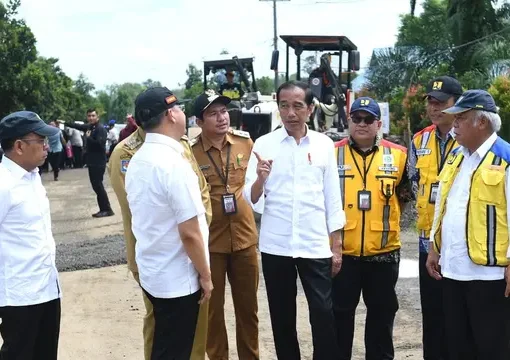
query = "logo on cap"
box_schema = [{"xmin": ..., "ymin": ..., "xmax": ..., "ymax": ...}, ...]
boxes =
[
  {"xmin": 432, "ymin": 81, "xmax": 443, "ymax": 90},
  {"xmin": 360, "ymin": 99, "xmax": 370, "ymax": 106},
  {"xmin": 165, "ymin": 95, "xmax": 177, "ymax": 105}
]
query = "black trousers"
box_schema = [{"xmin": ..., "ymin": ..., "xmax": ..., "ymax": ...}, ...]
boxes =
[
  {"xmin": 48, "ymin": 152, "xmax": 61, "ymax": 179},
  {"xmin": 143, "ymin": 289, "xmax": 201, "ymax": 360},
  {"xmin": 442, "ymin": 277, "xmax": 510, "ymax": 360},
  {"xmin": 72, "ymin": 146, "xmax": 82, "ymax": 168},
  {"xmin": 261, "ymin": 252, "xmax": 339, "ymax": 360},
  {"xmin": 0, "ymin": 298, "xmax": 61, "ymax": 360},
  {"xmin": 87, "ymin": 165, "xmax": 112, "ymax": 212},
  {"xmin": 332, "ymin": 256, "xmax": 399, "ymax": 360},
  {"xmin": 419, "ymin": 251, "xmax": 448, "ymax": 360}
]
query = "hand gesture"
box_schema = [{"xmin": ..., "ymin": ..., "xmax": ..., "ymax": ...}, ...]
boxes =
[
  {"xmin": 198, "ymin": 275, "xmax": 213, "ymax": 304},
  {"xmin": 86, "ymin": 130, "xmax": 92, "ymax": 137},
  {"xmin": 254, "ymin": 151, "xmax": 273, "ymax": 182},
  {"xmin": 426, "ymin": 250, "xmax": 442, "ymax": 280}
]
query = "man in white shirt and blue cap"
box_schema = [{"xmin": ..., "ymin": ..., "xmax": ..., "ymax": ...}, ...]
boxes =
[
  {"xmin": 427, "ymin": 90, "xmax": 510, "ymax": 360},
  {"xmin": 0, "ymin": 111, "xmax": 62, "ymax": 360}
]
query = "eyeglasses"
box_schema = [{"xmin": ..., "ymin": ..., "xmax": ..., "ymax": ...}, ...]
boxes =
[
  {"xmin": 19, "ymin": 137, "xmax": 48, "ymax": 146},
  {"xmin": 351, "ymin": 115, "xmax": 378, "ymax": 125}
]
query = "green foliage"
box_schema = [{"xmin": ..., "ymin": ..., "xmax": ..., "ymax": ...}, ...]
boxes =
[
  {"xmin": 488, "ymin": 75, "xmax": 510, "ymax": 142},
  {"xmin": 256, "ymin": 76, "xmax": 274, "ymax": 95}
]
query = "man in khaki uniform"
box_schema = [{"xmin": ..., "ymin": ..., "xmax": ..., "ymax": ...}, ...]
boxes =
[
  {"xmin": 108, "ymin": 120, "xmax": 212, "ymax": 360},
  {"xmin": 191, "ymin": 90, "xmax": 259, "ymax": 359}
]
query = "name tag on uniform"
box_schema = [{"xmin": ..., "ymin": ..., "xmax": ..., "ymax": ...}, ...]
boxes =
[
  {"xmin": 120, "ymin": 159, "xmax": 129, "ymax": 173},
  {"xmin": 416, "ymin": 149, "xmax": 432, "ymax": 156},
  {"xmin": 199, "ymin": 165, "xmax": 210, "ymax": 171},
  {"xmin": 358, "ymin": 190, "xmax": 371, "ymax": 211},
  {"xmin": 429, "ymin": 183, "xmax": 439, "ymax": 204},
  {"xmin": 378, "ymin": 166, "xmax": 399, "ymax": 172},
  {"xmin": 222, "ymin": 193, "xmax": 237, "ymax": 215}
]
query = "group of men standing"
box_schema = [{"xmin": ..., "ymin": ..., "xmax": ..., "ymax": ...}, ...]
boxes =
[
  {"xmin": 0, "ymin": 74, "xmax": 509, "ymax": 360},
  {"xmin": 108, "ymin": 76, "xmax": 510, "ymax": 360}
]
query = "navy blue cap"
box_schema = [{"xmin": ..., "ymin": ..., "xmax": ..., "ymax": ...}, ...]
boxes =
[
  {"xmin": 350, "ymin": 97, "xmax": 381, "ymax": 118},
  {"xmin": 0, "ymin": 111, "xmax": 59, "ymax": 140},
  {"xmin": 442, "ymin": 89, "xmax": 498, "ymax": 114}
]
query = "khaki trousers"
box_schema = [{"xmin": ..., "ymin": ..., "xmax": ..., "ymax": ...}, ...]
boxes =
[
  {"xmin": 133, "ymin": 272, "xmax": 209, "ymax": 360},
  {"xmin": 207, "ymin": 245, "xmax": 260, "ymax": 360}
]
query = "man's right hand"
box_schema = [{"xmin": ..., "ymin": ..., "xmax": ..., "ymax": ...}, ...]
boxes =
[
  {"xmin": 254, "ymin": 151, "xmax": 273, "ymax": 182},
  {"xmin": 426, "ymin": 250, "xmax": 442, "ymax": 280},
  {"xmin": 198, "ymin": 275, "xmax": 213, "ymax": 304}
]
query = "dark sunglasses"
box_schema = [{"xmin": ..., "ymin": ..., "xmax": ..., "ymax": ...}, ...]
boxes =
[{"xmin": 351, "ymin": 115, "xmax": 378, "ymax": 125}]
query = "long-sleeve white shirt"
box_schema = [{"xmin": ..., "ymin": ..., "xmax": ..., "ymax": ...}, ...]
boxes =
[
  {"xmin": 431, "ymin": 132, "xmax": 510, "ymax": 281},
  {"xmin": 0, "ymin": 156, "xmax": 61, "ymax": 307},
  {"xmin": 243, "ymin": 126, "xmax": 346, "ymax": 259}
]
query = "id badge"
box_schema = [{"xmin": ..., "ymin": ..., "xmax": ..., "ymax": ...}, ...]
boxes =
[
  {"xmin": 358, "ymin": 190, "xmax": 371, "ymax": 211},
  {"xmin": 429, "ymin": 183, "xmax": 439, "ymax": 204},
  {"xmin": 222, "ymin": 193, "xmax": 237, "ymax": 215}
]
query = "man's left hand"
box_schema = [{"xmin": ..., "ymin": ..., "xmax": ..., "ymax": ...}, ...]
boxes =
[
  {"xmin": 332, "ymin": 252, "xmax": 342, "ymax": 277},
  {"xmin": 505, "ymin": 265, "xmax": 510, "ymax": 298},
  {"xmin": 86, "ymin": 130, "xmax": 91, "ymax": 137}
]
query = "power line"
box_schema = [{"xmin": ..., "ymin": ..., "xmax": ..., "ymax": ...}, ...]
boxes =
[{"xmin": 361, "ymin": 24, "xmax": 510, "ymax": 71}]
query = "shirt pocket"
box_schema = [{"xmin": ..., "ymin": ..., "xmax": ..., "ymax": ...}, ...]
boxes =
[{"xmin": 476, "ymin": 169, "xmax": 505, "ymax": 205}]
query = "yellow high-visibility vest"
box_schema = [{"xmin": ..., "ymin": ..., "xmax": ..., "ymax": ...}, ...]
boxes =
[
  {"xmin": 433, "ymin": 138, "xmax": 510, "ymax": 267},
  {"xmin": 412, "ymin": 125, "xmax": 456, "ymax": 238},
  {"xmin": 334, "ymin": 138, "xmax": 407, "ymax": 257}
]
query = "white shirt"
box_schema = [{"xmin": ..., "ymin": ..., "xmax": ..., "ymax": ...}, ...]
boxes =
[
  {"xmin": 0, "ymin": 156, "xmax": 61, "ymax": 307},
  {"xmin": 126, "ymin": 133, "xmax": 209, "ymax": 299},
  {"xmin": 431, "ymin": 133, "xmax": 510, "ymax": 281},
  {"xmin": 66, "ymin": 128, "xmax": 83, "ymax": 147},
  {"xmin": 243, "ymin": 126, "xmax": 346, "ymax": 259},
  {"xmin": 106, "ymin": 129, "xmax": 118, "ymax": 149}
]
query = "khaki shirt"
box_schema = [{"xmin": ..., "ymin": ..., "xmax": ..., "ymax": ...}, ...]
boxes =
[
  {"xmin": 108, "ymin": 128, "xmax": 212, "ymax": 273},
  {"xmin": 191, "ymin": 129, "xmax": 258, "ymax": 253}
]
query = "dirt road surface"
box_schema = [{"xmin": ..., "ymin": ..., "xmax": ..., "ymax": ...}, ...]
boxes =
[{"xmin": 1, "ymin": 168, "xmax": 424, "ymax": 359}]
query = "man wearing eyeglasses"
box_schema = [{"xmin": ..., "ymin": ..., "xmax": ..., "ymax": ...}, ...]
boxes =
[
  {"xmin": 332, "ymin": 97, "xmax": 413, "ymax": 360},
  {"xmin": 0, "ymin": 111, "xmax": 63, "ymax": 360}
]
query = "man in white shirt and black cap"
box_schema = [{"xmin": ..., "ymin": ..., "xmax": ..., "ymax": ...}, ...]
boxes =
[
  {"xmin": 244, "ymin": 80, "xmax": 345, "ymax": 359},
  {"xmin": 126, "ymin": 87, "xmax": 213, "ymax": 360},
  {"xmin": 0, "ymin": 111, "xmax": 62, "ymax": 360}
]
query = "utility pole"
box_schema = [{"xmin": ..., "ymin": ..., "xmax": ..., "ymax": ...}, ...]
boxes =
[{"xmin": 260, "ymin": 0, "xmax": 289, "ymax": 92}]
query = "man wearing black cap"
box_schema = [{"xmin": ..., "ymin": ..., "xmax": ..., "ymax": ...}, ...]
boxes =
[
  {"xmin": 108, "ymin": 87, "xmax": 212, "ymax": 360},
  {"xmin": 427, "ymin": 90, "xmax": 510, "ymax": 359},
  {"xmin": 65, "ymin": 108, "xmax": 114, "ymax": 218},
  {"xmin": 219, "ymin": 71, "xmax": 244, "ymax": 101},
  {"xmin": 125, "ymin": 87, "xmax": 213, "ymax": 360},
  {"xmin": 0, "ymin": 111, "xmax": 63, "ymax": 360},
  {"xmin": 407, "ymin": 75, "xmax": 463, "ymax": 360},
  {"xmin": 191, "ymin": 90, "xmax": 260, "ymax": 359}
]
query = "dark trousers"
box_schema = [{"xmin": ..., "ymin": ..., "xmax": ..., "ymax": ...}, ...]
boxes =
[
  {"xmin": 72, "ymin": 146, "xmax": 82, "ymax": 168},
  {"xmin": 419, "ymin": 251, "xmax": 448, "ymax": 360},
  {"xmin": 142, "ymin": 289, "xmax": 201, "ymax": 360},
  {"xmin": 48, "ymin": 152, "xmax": 61, "ymax": 180},
  {"xmin": 332, "ymin": 256, "xmax": 399, "ymax": 360},
  {"xmin": 261, "ymin": 252, "xmax": 339, "ymax": 360},
  {"xmin": 442, "ymin": 277, "xmax": 510, "ymax": 360},
  {"xmin": 87, "ymin": 165, "xmax": 112, "ymax": 212},
  {"xmin": 0, "ymin": 298, "xmax": 61, "ymax": 360}
]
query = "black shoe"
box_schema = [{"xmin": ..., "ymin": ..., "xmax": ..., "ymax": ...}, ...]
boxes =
[{"xmin": 92, "ymin": 210, "xmax": 114, "ymax": 218}]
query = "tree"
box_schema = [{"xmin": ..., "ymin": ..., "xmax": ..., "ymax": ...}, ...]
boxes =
[
  {"xmin": 488, "ymin": 75, "xmax": 510, "ymax": 142},
  {"xmin": 184, "ymin": 64, "xmax": 203, "ymax": 90},
  {"xmin": 143, "ymin": 78, "xmax": 162, "ymax": 89},
  {"xmin": 0, "ymin": 0, "xmax": 37, "ymax": 117},
  {"xmin": 256, "ymin": 76, "xmax": 274, "ymax": 95}
]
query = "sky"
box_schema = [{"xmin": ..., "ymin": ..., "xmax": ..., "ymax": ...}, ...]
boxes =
[{"xmin": 16, "ymin": 0, "xmax": 423, "ymax": 92}]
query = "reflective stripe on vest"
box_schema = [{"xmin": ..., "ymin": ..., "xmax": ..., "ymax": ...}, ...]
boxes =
[{"xmin": 382, "ymin": 146, "xmax": 391, "ymax": 248}]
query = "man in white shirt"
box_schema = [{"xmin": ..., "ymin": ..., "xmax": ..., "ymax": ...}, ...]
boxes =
[
  {"xmin": 0, "ymin": 111, "xmax": 62, "ymax": 360},
  {"xmin": 243, "ymin": 81, "xmax": 345, "ymax": 359},
  {"xmin": 125, "ymin": 87, "xmax": 213, "ymax": 360},
  {"xmin": 427, "ymin": 90, "xmax": 510, "ymax": 359}
]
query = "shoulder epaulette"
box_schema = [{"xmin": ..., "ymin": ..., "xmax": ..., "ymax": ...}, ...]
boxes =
[
  {"xmin": 124, "ymin": 135, "xmax": 143, "ymax": 150},
  {"xmin": 230, "ymin": 129, "xmax": 250, "ymax": 139}
]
